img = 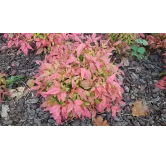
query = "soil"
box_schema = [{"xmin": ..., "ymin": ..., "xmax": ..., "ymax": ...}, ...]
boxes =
[{"xmin": 0, "ymin": 34, "xmax": 166, "ymax": 126}]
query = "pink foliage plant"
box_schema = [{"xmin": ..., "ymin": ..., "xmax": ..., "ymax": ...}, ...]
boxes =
[{"xmin": 31, "ymin": 34, "xmax": 124, "ymax": 124}]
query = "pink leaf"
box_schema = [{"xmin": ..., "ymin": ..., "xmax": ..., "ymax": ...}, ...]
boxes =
[
  {"xmin": 74, "ymin": 100, "xmax": 83, "ymax": 117},
  {"xmin": 41, "ymin": 88, "xmax": 61, "ymax": 98},
  {"xmin": 36, "ymin": 48, "xmax": 44, "ymax": 55},
  {"xmin": 48, "ymin": 34, "xmax": 54, "ymax": 42},
  {"xmin": 36, "ymin": 41, "xmax": 41, "ymax": 49},
  {"xmin": 90, "ymin": 62, "xmax": 96, "ymax": 73},
  {"xmin": 8, "ymin": 40, "xmax": 14, "ymax": 48},
  {"xmin": 57, "ymin": 92, "xmax": 66, "ymax": 102},
  {"xmin": 76, "ymin": 43, "xmax": 86, "ymax": 57},
  {"xmin": 111, "ymin": 105, "xmax": 120, "ymax": 118},
  {"xmin": 67, "ymin": 102, "xmax": 74, "ymax": 114},
  {"xmin": 81, "ymin": 68, "xmax": 91, "ymax": 80},
  {"xmin": 83, "ymin": 108, "xmax": 91, "ymax": 118},
  {"xmin": 61, "ymin": 107, "xmax": 68, "ymax": 119},
  {"xmin": 113, "ymin": 40, "xmax": 121, "ymax": 46},
  {"xmin": 4, "ymin": 33, "xmax": 8, "ymax": 39},
  {"xmin": 77, "ymin": 88, "xmax": 87, "ymax": 100},
  {"xmin": 106, "ymin": 74, "xmax": 116, "ymax": 84}
]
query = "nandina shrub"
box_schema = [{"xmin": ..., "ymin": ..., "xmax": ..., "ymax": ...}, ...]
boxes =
[
  {"xmin": 31, "ymin": 34, "xmax": 124, "ymax": 124},
  {"xmin": 140, "ymin": 33, "xmax": 166, "ymax": 49},
  {"xmin": 5, "ymin": 33, "xmax": 140, "ymax": 56},
  {"xmin": 4, "ymin": 33, "xmax": 66, "ymax": 55},
  {"xmin": 0, "ymin": 73, "xmax": 9, "ymax": 103}
]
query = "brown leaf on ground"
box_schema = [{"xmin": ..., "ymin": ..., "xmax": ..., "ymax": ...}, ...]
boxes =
[
  {"xmin": 121, "ymin": 57, "xmax": 130, "ymax": 66},
  {"xmin": 9, "ymin": 87, "xmax": 27, "ymax": 101},
  {"xmin": 27, "ymin": 79, "xmax": 35, "ymax": 88},
  {"xmin": 92, "ymin": 115, "xmax": 109, "ymax": 126},
  {"xmin": 131, "ymin": 100, "xmax": 149, "ymax": 117}
]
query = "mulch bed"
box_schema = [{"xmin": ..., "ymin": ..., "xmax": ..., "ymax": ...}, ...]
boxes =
[{"xmin": 0, "ymin": 34, "xmax": 166, "ymax": 126}]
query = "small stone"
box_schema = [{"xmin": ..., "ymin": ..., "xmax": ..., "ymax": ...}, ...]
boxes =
[
  {"xmin": 136, "ymin": 118, "xmax": 146, "ymax": 125},
  {"xmin": 124, "ymin": 94, "xmax": 131, "ymax": 102},
  {"xmin": 15, "ymin": 61, "xmax": 20, "ymax": 67},
  {"xmin": 26, "ymin": 98, "xmax": 39, "ymax": 104},
  {"xmin": 17, "ymin": 105, "xmax": 23, "ymax": 112},
  {"xmin": 30, "ymin": 109, "xmax": 36, "ymax": 116},
  {"xmin": 124, "ymin": 86, "xmax": 130, "ymax": 93},
  {"xmin": 71, "ymin": 119, "xmax": 81, "ymax": 126},
  {"xmin": 131, "ymin": 73, "xmax": 138, "ymax": 80},
  {"xmin": 161, "ymin": 114, "xmax": 166, "ymax": 119},
  {"xmin": 132, "ymin": 121, "xmax": 140, "ymax": 126},
  {"xmin": 139, "ymin": 79, "xmax": 146, "ymax": 84},
  {"xmin": 149, "ymin": 119, "xmax": 155, "ymax": 125},
  {"xmin": 113, "ymin": 122, "xmax": 122, "ymax": 126},
  {"xmin": 152, "ymin": 87, "xmax": 160, "ymax": 93},
  {"xmin": 131, "ymin": 61, "xmax": 138, "ymax": 66},
  {"xmin": 118, "ymin": 75, "xmax": 124, "ymax": 82},
  {"xmin": 34, "ymin": 119, "xmax": 41, "ymax": 126},
  {"xmin": 81, "ymin": 122, "xmax": 87, "ymax": 126},
  {"xmin": 161, "ymin": 109, "xmax": 166, "ymax": 114},
  {"xmin": 114, "ymin": 117, "xmax": 121, "ymax": 122},
  {"xmin": 43, "ymin": 112, "xmax": 50, "ymax": 119},
  {"xmin": 152, "ymin": 94, "xmax": 158, "ymax": 98},
  {"xmin": 31, "ymin": 104, "xmax": 39, "ymax": 109},
  {"xmin": 3, "ymin": 120, "xmax": 13, "ymax": 125},
  {"xmin": 19, "ymin": 70, "xmax": 26, "ymax": 74},
  {"xmin": 13, "ymin": 118, "xmax": 20, "ymax": 123},
  {"xmin": 101, "ymin": 113, "xmax": 107, "ymax": 119},
  {"xmin": 36, "ymin": 108, "xmax": 41, "ymax": 113},
  {"xmin": 121, "ymin": 121, "xmax": 129, "ymax": 126},
  {"xmin": 28, "ymin": 115, "xmax": 34, "ymax": 120},
  {"xmin": 87, "ymin": 124, "xmax": 92, "ymax": 126},
  {"xmin": 152, "ymin": 72, "xmax": 159, "ymax": 77},
  {"xmin": 22, "ymin": 112, "xmax": 28, "ymax": 121},
  {"xmin": 127, "ymin": 115, "xmax": 133, "ymax": 120},
  {"xmin": 131, "ymin": 95, "xmax": 135, "ymax": 99},
  {"xmin": 18, "ymin": 98, "xmax": 24, "ymax": 107},
  {"xmin": 107, "ymin": 112, "xmax": 112, "ymax": 119}
]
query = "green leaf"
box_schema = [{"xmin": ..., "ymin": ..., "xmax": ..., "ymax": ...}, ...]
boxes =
[
  {"xmin": 136, "ymin": 38, "xmax": 143, "ymax": 44},
  {"xmin": 95, "ymin": 99, "xmax": 101, "ymax": 104},
  {"xmin": 79, "ymin": 54, "xmax": 84, "ymax": 62},
  {"xmin": 159, "ymin": 71, "xmax": 166, "ymax": 77},
  {"xmin": 137, "ymin": 47, "xmax": 145, "ymax": 54},
  {"xmin": 131, "ymin": 45, "xmax": 138, "ymax": 51},
  {"xmin": 131, "ymin": 51, "xmax": 137, "ymax": 56},
  {"xmin": 137, "ymin": 54, "xmax": 143, "ymax": 59},
  {"xmin": 6, "ymin": 75, "xmax": 25, "ymax": 86},
  {"xmin": 142, "ymin": 40, "xmax": 148, "ymax": 46}
]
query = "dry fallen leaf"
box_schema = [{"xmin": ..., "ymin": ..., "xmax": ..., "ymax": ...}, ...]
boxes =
[
  {"xmin": 132, "ymin": 100, "xmax": 149, "ymax": 117},
  {"xmin": 9, "ymin": 86, "xmax": 27, "ymax": 101},
  {"xmin": 121, "ymin": 57, "xmax": 130, "ymax": 66},
  {"xmin": 27, "ymin": 79, "xmax": 35, "ymax": 88},
  {"xmin": 92, "ymin": 115, "xmax": 109, "ymax": 126}
]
